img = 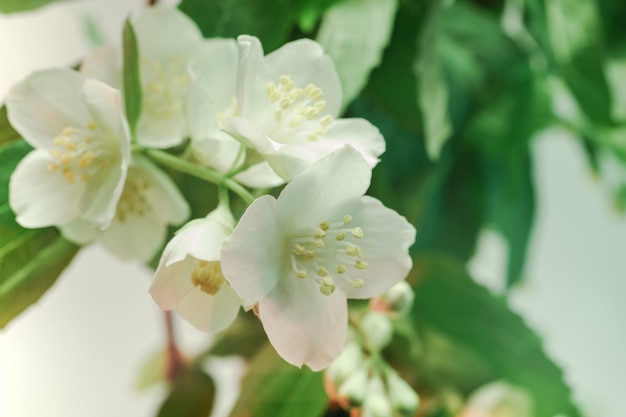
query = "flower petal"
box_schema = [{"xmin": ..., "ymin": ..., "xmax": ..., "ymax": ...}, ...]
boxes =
[
  {"xmin": 258, "ymin": 276, "xmax": 348, "ymax": 371},
  {"xmin": 80, "ymin": 45, "xmax": 122, "ymax": 90},
  {"xmin": 276, "ymin": 146, "xmax": 371, "ymax": 230},
  {"xmin": 133, "ymin": 6, "xmax": 202, "ymax": 58},
  {"xmin": 187, "ymin": 38, "xmax": 238, "ymax": 140},
  {"xmin": 10, "ymin": 150, "xmax": 85, "ymax": 228},
  {"xmin": 264, "ymin": 38, "xmax": 342, "ymax": 118},
  {"xmin": 177, "ymin": 283, "xmax": 241, "ymax": 333},
  {"xmin": 334, "ymin": 196, "xmax": 415, "ymax": 299},
  {"xmin": 234, "ymin": 161, "xmax": 285, "ymax": 189},
  {"xmin": 6, "ymin": 68, "xmax": 89, "ymax": 149},
  {"xmin": 221, "ymin": 195, "xmax": 283, "ymax": 305},
  {"xmin": 316, "ymin": 118, "xmax": 385, "ymax": 168},
  {"xmin": 131, "ymin": 156, "xmax": 190, "ymax": 225},
  {"xmin": 136, "ymin": 112, "xmax": 187, "ymax": 149},
  {"xmin": 150, "ymin": 255, "xmax": 196, "ymax": 310},
  {"xmin": 191, "ymin": 136, "xmax": 242, "ymax": 174}
]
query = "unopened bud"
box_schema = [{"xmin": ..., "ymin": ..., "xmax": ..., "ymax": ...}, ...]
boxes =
[
  {"xmin": 386, "ymin": 369, "xmax": 419, "ymax": 416},
  {"xmin": 361, "ymin": 312, "xmax": 393, "ymax": 352},
  {"xmin": 373, "ymin": 281, "xmax": 414, "ymax": 318},
  {"xmin": 326, "ymin": 343, "xmax": 363, "ymax": 387},
  {"xmin": 362, "ymin": 374, "xmax": 392, "ymax": 417},
  {"xmin": 338, "ymin": 367, "xmax": 368, "ymax": 406}
]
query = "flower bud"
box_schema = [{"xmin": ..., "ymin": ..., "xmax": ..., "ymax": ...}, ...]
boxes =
[
  {"xmin": 360, "ymin": 312, "xmax": 393, "ymax": 352},
  {"xmin": 362, "ymin": 374, "xmax": 392, "ymax": 417},
  {"xmin": 337, "ymin": 367, "xmax": 369, "ymax": 406},
  {"xmin": 386, "ymin": 369, "xmax": 419, "ymax": 416},
  {"xmin": 372, "ymin": 281, "xmax": 415, "ymax": 318},
  {"xmin": 326, "ymin": 342, "xmax": 363, "ymax": 387}
]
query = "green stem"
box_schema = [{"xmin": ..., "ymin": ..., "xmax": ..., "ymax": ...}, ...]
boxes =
[{"xmin": 144, "ymin": 149, "xmax": 254, "ymax": 205}]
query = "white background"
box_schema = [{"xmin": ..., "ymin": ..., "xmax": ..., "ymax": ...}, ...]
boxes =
[{"xmin": 0, "ymin": 1, "xmax": 625, "ymax": 416}]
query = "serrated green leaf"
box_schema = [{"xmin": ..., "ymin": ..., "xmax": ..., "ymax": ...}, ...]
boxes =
[
  {"xmin": 229, "ymin": 344, "xmax": 328, "ymax": 417},
  {"xmin": 0, "ymin": 0, "xmax": 71, "ymax": 13},
  {"xmin": 157, "ymin": 366, "xmax": 215, "ymax": 417},
  {"xmin": 316, "ymin": 0, "xmax": 398, "ymax": 109},
  {"xmin": 415, "ymin": 0, "xmax": 452, "ymax": 160},
  {"xmin": 410, "ymin": 254, "xmax": 582, "ymax": 417},
  {"xmin": 0, "ymin": 110, "xmax": 79, "ymax": 329},
  {"xmin": 122, "ymin": 19, "xmax": 142, "ymax": 138}
]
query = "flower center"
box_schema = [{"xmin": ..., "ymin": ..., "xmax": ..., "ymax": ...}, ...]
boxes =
[
  {"xmin": 265, "ymin": 75, "xmax": 334, "ymax": 143},
  {"xmin": 191, "ymin": 260, "xmax": 225, "ymax": 295},
  {"xmin": 47, "ymin": 122, "xmax": 112, "ymax": 185},
  {"xmin": 141, "ymin": 55, "xmax": 190, "ymax": 119},
  {"xmin": 288, "ymin": 214, "xmax": 367, "ymax": 296},
  {"xmin": 116, "ymin": 175, "xmax": 152, "ymax": 223}
]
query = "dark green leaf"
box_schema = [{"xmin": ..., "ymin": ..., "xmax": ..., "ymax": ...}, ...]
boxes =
[
  {"xmin": 178, "ymin": 0, "xmax": 294, "ymax": 53},
  {"xmin": 0, "ymin": 110, "xmax": 79, "ymax": 329},
  {"xmin": 410, "ymin": 254, "xmax": 582, "ymax": 417},
  {"xmin": 229, "ymin": 344, "xmax": 328, "ymax": 417},
  {"xmin": 122, "ymin": 19, "xmax": 142, "ymax": 138},
  {"xmin": 157, "ymin": 366, "xmax": 215, "ymax": 417},
  {"xmin": 0, "ymin": 0, "xmax": 71, "ymax": 13}
]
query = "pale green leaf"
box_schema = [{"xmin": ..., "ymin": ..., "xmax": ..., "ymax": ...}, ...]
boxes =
[
  {"xmin": 415, "ymin": 0, "xmax": 452, "ymax": 160},
  {"xmin": 229, "ymin": 344, "xmax": 328, "ymax": 417},
  {"xmin": 122, "ymin": 19, "xmax": 142, "ymax": 138},
  {"xmin": 317, "ymin": 0, "xmax": 398, "ymax": 109},
  {"xmin": 0, "ymin": 0, "xmax": 71, "ymax": 13}
]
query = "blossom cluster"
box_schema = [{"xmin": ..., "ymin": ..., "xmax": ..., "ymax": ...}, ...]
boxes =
[{"xmin": 6, "ymin": 6, "xmax": 415, "ymax": 372}]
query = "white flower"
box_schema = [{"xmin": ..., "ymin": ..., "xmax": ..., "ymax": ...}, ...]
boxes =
[
  {"xmin": 81, "ymin": 6, "xmax": 204, "ymax": 148},
  {"xmin": 60, "ymin": 155, "xmax": 189, "ymax": 262},
  {"xmin": 221, "ymin": 146, "xmax": 415, "ymax": 370},
  {"xmin": 149, "ymin": 205, "xmax": 241, "ymax": 333},
  {"xmin": 223, "ymin": 35, "xmax": 386, "ymax": 182},
  {"xmin": 186, "ymin": 38, "xmax": 284, "ymax": 188},
  {"xmin": 7, "ymin": 68, "xmax": 131, "ymax": 229}
]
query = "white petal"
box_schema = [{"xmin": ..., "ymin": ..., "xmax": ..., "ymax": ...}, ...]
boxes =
[
  {"xmin": 316, "ymin": 118, "xmax": 385, "ymax": 168},
  {"xmin": 80, "ymin": 45, "xmax": 122, "ymax": 90},
  {"xmin": 99, "ymin": 209, "xmax": 167, "ymax": 262},
  {"xmin": 166, "ymin": 218, "xmax": 229, "ymax": 266},
  {"xmin": 259, "ymin": 277, "xmax": 348, "ymax": 371},
  {"xmin": 223, "ymin": 116, "xmax": 279, "ymax": 154},
  {"xmin": 151, "ymin": 255, "xmax": 196, "ymax": 310},
  {"xmin": 6, "ymin": 68, "xmax": 89, "ymax": 149},
  {"xmin": 236, "ymin": 35, "xmax": 266, "ymax": 119},
  {"xmin": 80, "ymin": 80, "xmax": 131, "ymax": 227},
  {"xmin": 131, "ymin": 156, "xmax": 189, "ymax": 225},
  {"xmin": 234, "ymin": 161, "xmax": 285, "ymax": 189},
  {"xmin": 276, "ymin": 146, "xmax": 371, "ymax": 230},
  {"xmin": 177, "ymin": 283, "xmax": 241, "ymax": 333},
  {"xmin": 9, "ymin": 150, "xmax": 85, "ymax": 228},
  {"xmin": 334, "ymin": 196, "xmax": 415, "ymax": 299},
  {"xmin": 221, "ymin": 195, "xmax": 283, "ymax": 305},
  {"xmin": 137, "ymin": 112, "xmax": 187, "ymax": 149},
  {"xmin": 187, "ymin": 39, "xmax": 238, "ymax": 141},
  {"xmin": 264, "ymin": 38, "xmax": 342, "ymax": 118},
  {"xmin": 60, "ymin": 218, "xmax": 100, "ymax": 244},
  {"xmin": 133, "ymin": 6, "xmax": 202, "ymax": 58},
  {"xmin": 191, "ymin": 135, "xmax": 242, "ymax": 174}
]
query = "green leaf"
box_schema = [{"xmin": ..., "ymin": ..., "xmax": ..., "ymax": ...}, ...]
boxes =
[
  {"xmin": 209, "ymin": 312, "xmax": 267, "ymax": 358},
  {"xmin": 178, "ymin": 0, "xmax": 294, "ymax": 53},
  {"xmin": 0, "ymin": 109, "xmax": 79, "ymax": 329},
  {"xmin": 136, "ymin": 349, "xmax": 167, "ymax": 391},
  {"xmin": 229, "ymin": 344, "xmax": 328, "ymax": 417},
  {"xmin": 316, "ymin": 0, "xmax": 398, "ymax": 108},
  {"xmin": 157, "ymin": 366, "xmax": 216, "ymax": 417},
  {"xmin": 122, "ymin": 19, "xmax": 142, "ymax": 138},
  {"xmin": 415, "ymin": 0, "xmax": 452, "ymax": 160},
  {"xmin": 0, "ymin": 0, "xmax": 71, "ymax": 13},
  {"xmin": 544, "ymin": 0, "xmax": 614, "ymax": 126},
  {"xmin": 410, "ymin": 254, "xmax": 582, "ymax": 417}
]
